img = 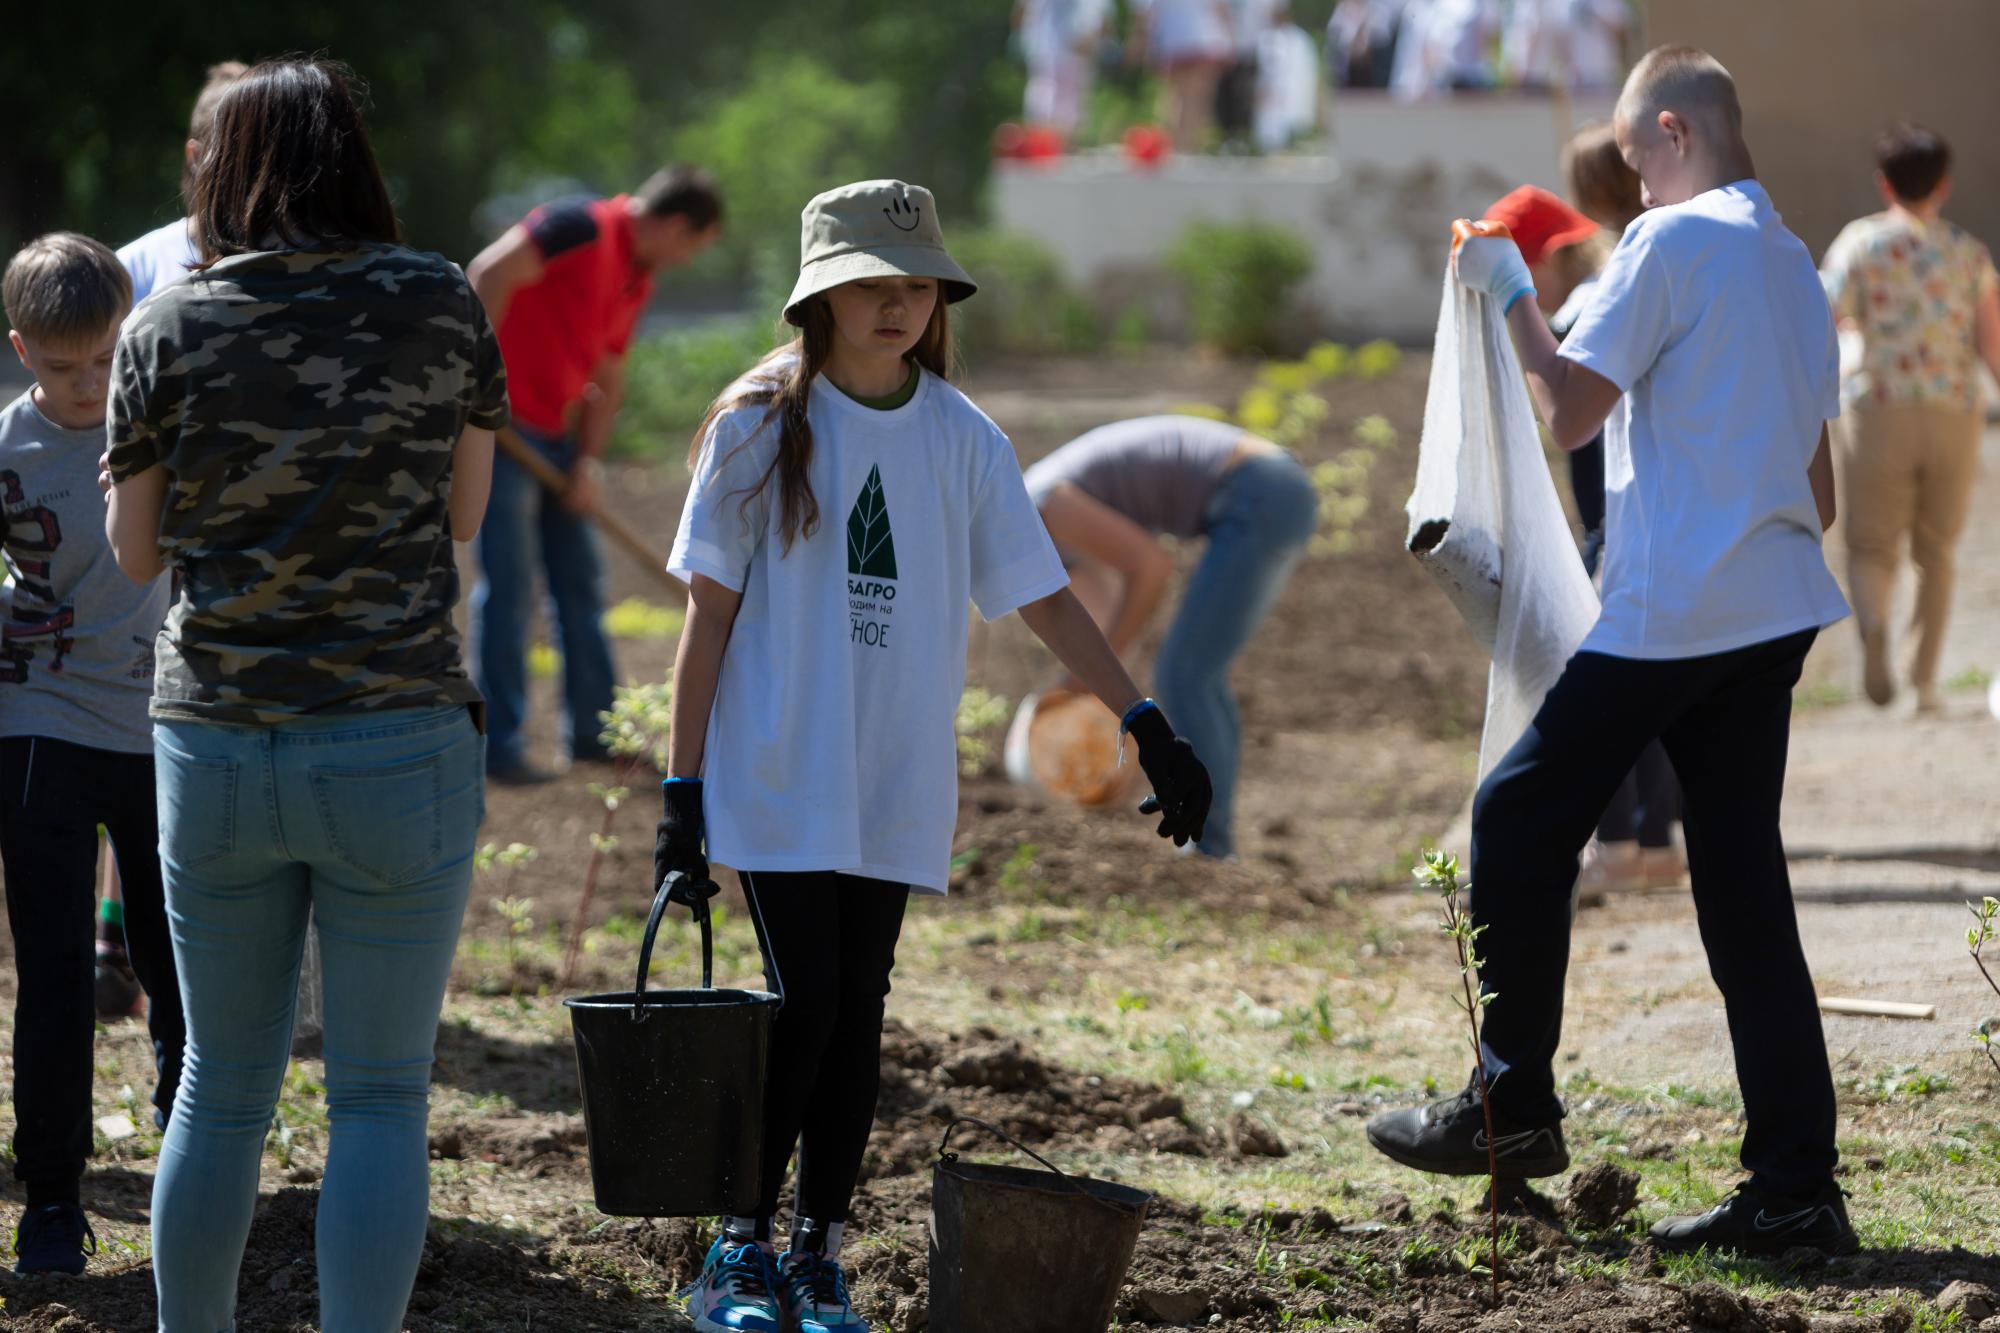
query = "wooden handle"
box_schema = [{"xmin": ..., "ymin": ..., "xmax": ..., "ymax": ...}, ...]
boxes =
[
  {"xmin": 494, "ymin": 427, "xmax": 680, "ymax": 594},
  {"xmin": 1818, "ymin": 996, "xmax": 1937, "ymax": 1021}
]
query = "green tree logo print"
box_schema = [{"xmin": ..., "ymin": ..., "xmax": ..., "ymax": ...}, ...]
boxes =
[{"xmin": 846, "ymin": 465, "xmax": 898, "ymax": 579}]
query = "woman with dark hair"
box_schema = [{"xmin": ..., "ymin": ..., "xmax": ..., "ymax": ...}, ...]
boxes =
[{"xmin": 101, "ymin": 57, "xmax": 507, "ymax": 1331}]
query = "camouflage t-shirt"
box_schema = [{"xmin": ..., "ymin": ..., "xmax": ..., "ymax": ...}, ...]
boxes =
[{"xmin": 106, "ymin": 244, "xmax": 509, "ymax": 723}]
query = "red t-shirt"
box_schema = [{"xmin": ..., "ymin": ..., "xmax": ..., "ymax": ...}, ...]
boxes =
[{"xmin": 496, "ymin": 194, "xmax": 654, "ymax": 435}]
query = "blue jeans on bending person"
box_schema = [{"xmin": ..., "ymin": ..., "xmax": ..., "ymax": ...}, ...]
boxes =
[
  {"xmin": 1153, "ymin": 450, "xmax": 1319, "ymax": 859},
  {"xmin": 149, "ymin": 707, "xmax": 483, "ymax": 1333},
  {"xmin": 468, "ymin": 423, "xmax": 616, "ymax": 772}
]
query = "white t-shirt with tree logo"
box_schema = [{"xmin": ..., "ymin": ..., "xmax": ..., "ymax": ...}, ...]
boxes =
[{"xmin": 669, "ymin": 365, "xmax": 1068, "ymax": 893}]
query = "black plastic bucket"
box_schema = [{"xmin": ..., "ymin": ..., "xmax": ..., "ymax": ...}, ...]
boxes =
[
  {"xmin": 564, "ymin": 873, "xmax": 779, "ymax": 1217},
  {"xmin": 929, "ymin": 1117, "xmax": 1151, "ymax": 1333}
]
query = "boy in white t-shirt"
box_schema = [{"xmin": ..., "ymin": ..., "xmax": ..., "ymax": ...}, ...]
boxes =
[{"xmin": 1367, "ymin": 47, "xmax": 1857, "ymax": 1257}]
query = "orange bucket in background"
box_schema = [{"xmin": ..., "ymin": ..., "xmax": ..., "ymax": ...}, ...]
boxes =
[{"xmin": 1003, "ymin": 689, "xmax": 1146, "ymax": 808}]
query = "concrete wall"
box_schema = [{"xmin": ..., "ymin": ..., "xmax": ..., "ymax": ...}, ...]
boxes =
[
  {"xmin": 1644, "ymin": 0, "xmax": 2000, "ymax": 260},
  {"xmin": 992, "ymin": 91, "xmax": 1613, "ymax": 343}
]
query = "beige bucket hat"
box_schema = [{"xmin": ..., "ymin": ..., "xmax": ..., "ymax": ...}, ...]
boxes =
[{"xmin": 783, "ymin": 179, "xmax": 977, "ymax": 326}]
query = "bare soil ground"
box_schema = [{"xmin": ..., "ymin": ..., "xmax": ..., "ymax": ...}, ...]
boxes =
[{"xmin": 1, "ymin": 354, "xmax": 1996, "ymax": 1331}]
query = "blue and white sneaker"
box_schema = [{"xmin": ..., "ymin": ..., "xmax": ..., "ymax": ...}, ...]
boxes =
[
  {"xmin": 685, "ymin": 1236, "xmax": 781, "ymax": 1333},
  {"xmin": 780, "ymin": 1248, "xmax": 870, "ymax": 1332}
]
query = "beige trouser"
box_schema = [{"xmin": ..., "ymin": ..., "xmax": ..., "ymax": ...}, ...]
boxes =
[{"xmin": 1839, "ymin": 401, "xmax": 1983, "ymax": 689}]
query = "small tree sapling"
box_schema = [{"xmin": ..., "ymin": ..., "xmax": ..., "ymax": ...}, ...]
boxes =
[
  {"xmin": 1417, "ymin": 849, "xmax": 1502, "ymax": 1304},
  {"xmin": 559, "ymin": 683, "xmax": 673, "ymax": 988},
  {"xmin": 1968, "ymin": 896, "xmax": 2000, "ymax": 1078}
]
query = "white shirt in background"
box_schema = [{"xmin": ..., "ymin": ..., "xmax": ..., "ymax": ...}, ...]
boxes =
[
  {"xmin": 117, "ymin": 218, "xmax": 200, "ymax": 308},
  {"xmin": 1559, "ymin": 180, "xmax": 1849, "ymax": 659},
  {"xmin": 1502, "ymin": 0, "xmax": 1630, "ymax": 91},
  {"xmin": 1135, "ymin": 0, "xmax": 1233, "ymax": 63},
  {"xmin": 669, "ymin": 366, "xmax": 1068, "ymax": 893}
]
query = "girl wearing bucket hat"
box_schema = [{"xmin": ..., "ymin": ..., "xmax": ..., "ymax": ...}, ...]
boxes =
[{"xmin": 657, "ymin": 180, "xmax": 1215, "ymax": 1333}]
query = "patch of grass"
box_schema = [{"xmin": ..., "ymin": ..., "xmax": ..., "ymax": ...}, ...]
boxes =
[
  {"xmin": 603, "ymin": 597, "xmax": 685, "ymax": 641},
  {"xmin": 1792, "ymin": 679, "xmax": 1850, "ymax": 713},
  {"xmin": 1945, "ymin": 665, "xmax": 1992, "ymax": 692},
  {"xmin": 1158, "ymin": 1028, "xmax": 1209, "ymax": 1085}
]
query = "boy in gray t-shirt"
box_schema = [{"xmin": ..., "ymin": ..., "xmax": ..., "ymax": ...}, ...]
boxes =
[{"xmin": 1, "ymin": 232, "xmax": 182, "ymax": 1275}]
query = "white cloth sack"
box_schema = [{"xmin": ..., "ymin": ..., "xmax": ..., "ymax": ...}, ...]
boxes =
[{"xmin": 1405, "ymin": 272, "xmax": 1600, "ymax": 780}]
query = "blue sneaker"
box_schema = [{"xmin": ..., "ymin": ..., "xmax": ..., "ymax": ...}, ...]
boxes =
[
  {"xmin": 685, "ymin": 1236, "xmax": 781, "ymax": 1333},
  {"xmin": 780, "ymin": 1249, "xmax": 869, "ymax": 1332},
  {"xmin": 14, "ymin": 1203, "xmax": 96, "ymax": 1275}
]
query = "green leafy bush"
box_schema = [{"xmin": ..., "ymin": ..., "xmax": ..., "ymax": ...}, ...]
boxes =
[
  {"xmin": 948, "ymin": 229, "xmax": 1100, "ymax": 361},
  {"xmin": 1165, "ymin": 220, "xmax": 1314, "ymax": 356},
  {"xmin": 670, "ymin": 54, "xmax": 904, "ymax": 288},
  {"xmin": 610, "ymin": 318, "xmax": 782, "ymax": 460}
]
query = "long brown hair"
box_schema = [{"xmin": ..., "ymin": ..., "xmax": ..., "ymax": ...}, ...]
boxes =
[
  {"xmin": 690, "ymin": 289, "xmax": 956, "ymax": 555},
  {"xmin": 187, "ymin": 57, "xmax": 401, "ymax": 264}
]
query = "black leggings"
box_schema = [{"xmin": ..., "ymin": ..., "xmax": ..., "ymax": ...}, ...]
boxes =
[
  {"xmin": 1, "ymin": 736, "xmax": 185, "ymax": 1202},
  {"xmin": 740, "ymin": 870, "xmax": 909, "ymax": 1225}
]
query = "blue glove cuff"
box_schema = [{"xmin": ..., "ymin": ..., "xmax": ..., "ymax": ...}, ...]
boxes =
[
  {"xmin": 1501, "ymin": 285, "xmax": 1537, "ymax": 316},
  {"xmin": 1120, "ymin": 698, "xmax": 1160, "ymax": 732},
  {"xmin": 663, "ymin": 776, "xmax": 702, "ymax": 787}
]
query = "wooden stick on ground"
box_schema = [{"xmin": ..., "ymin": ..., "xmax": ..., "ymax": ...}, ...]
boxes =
[
  {"xmin": 1818, "ymin": 997, "xmax": 1937, "ymax": 1021},
  {"xmin": 494, "ymin": 427, "xmax": 679, "ymax": 594}
]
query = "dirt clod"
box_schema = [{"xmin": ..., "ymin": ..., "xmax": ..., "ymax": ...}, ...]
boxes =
[
  {"xmin": 1226, "ymin": 1111, "xmax": 1288, "ymax": 1158},
  {"xmin": 1563, "ymin": 1160, "xmax": 1642, "ymax": 1229},
  {"xmin": 1939, "ymin": 1281, "xmax": 1999, "ymax": 1322},
  {"xmin": 1132, "ymin": 1284, "xmax": 1212, "ymax": 1324},
  {"xmin": 1683, "ymin": 1281, "xmax": 1742, "ymax": 1326}
]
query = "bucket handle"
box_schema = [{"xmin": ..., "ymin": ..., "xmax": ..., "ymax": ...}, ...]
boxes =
[
  {"xmin": 627, "ymin": 870, "xmax": 785, "ymax": 1019},
  {"xmin": 629, "ymin": 870, "xmax": 722, "ymax": 1020},
  {"xmin": 936, "ymin": 1115, "xmax": 1137, "ymax": 1217}
]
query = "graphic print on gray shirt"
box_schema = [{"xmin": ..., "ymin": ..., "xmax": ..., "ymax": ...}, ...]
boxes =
[
  {"xmin": 1021, "ymin": 415, "xmax": 1246, "ymax": 558},
  {"xmin": 0, "ymin": 391, "xmax": 167, "ymax": 753}
]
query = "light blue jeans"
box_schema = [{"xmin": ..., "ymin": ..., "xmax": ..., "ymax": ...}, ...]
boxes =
[
  {"xmin": 1154, "ymin": 451, "xmax": 1319, "ymax": 859},
  {"xmin": 468, "ymin": 423, "xmax": 617, "ymax": 770},
  {"xmin": 149, "ymin": 707, "xmax": 483, "ymax": 1333}
]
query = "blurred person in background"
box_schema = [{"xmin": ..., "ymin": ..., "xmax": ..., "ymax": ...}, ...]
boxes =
[
  {"xmin": 1821, "ymin": 123, "xmax": 2000, "ymax": 712},
  {"xmin": 465, "ymin": 168, "xmax": 723, "ymax": 784},
  {"xmin": 1253, "ymin": 3, "xmax": 1321, "ymax": 151},
  {"xmin": 1391, "ymin": 0, "xmax": 1501, "ymax": 100},
  {"xmin": 1015, "ymin": 0, "xmax": 1111, "ymax": 138},
  {"xmin": 1504, "ymin": 0, "xmax": 1633, "ymax": 93},
  {"xmin": 1328, "ymin": 0, "xmax": 1404, "ymax": 90},
  {"xmin": 1132, "ymin": 0, "xmax": 1234, "ymax": 149},
  {"xmin": 117, "ymin": 61, "xmax": 248, "ymax": 308},
  {"xmin": 1217, "ymin": 0, "xmax": 1279, "ymax": 147},
  {"xmin": 1023, "ymin": 415, "xmax": 1316, "ymax": 861}
]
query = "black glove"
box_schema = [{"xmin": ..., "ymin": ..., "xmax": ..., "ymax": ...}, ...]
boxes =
[
  {"xmin": 1124, "ymin": 702, "xmax": 1212, "ymax": 848},
  {"xmin": 655, "ymin": 778, "xmax": 710, "ymax": 897}
]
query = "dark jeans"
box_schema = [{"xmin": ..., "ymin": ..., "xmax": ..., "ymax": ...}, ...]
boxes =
[
  {"xmin": 1598, "ymin": 741, "xmax": 1681, "ymax": 848},
  {"xmin": 1470, "ymin": 630, "xmax": 1837, "ymax": 1195},
  {"xmin": 739, "ymin": 870, "xmax": 909, "ymax": 1225},
  {"xmin": 1, "ymin": 736, "xmax": 184, "ymax": 1201},
  {"xmin": 467, "ymin": 423, "xmax": 616, "ymax": 769}
]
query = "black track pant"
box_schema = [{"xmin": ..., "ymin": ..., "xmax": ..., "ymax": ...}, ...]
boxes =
[
  {"xmin": 739, "ymin": 870, "xmax": 909, "ymax": 1225},
  {"xmin": 1, "ymin": 736, "xmax": 185, "ymax": 1203},
  {"xmin": 1470, "ymin": 630, "xmax": 1838, "ymax": 1196}
]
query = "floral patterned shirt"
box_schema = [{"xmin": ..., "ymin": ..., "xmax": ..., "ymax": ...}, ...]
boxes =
[{"xmin": 1821, "ymin": 210, "xmax": 1998, "ymax": 411}]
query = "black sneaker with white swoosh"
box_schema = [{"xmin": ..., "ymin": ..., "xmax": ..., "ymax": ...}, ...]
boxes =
[
  {"xmin": 1649, "ymin": 1180, "xmax": 1857, "ymax": 1256},
  {"xmin": 1364, "ymin": 1077, "xmax": 1570, "ymax": 1179}
]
